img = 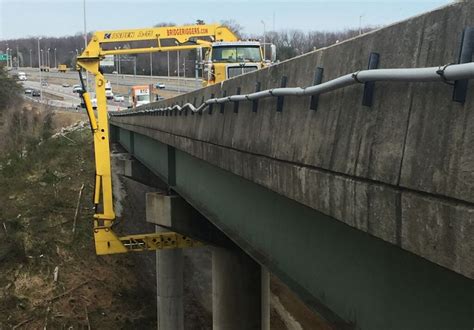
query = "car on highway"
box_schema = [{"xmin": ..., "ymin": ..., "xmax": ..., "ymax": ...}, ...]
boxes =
[
  {"xmin": 62, "ymin": 83, "xmax": 70, "ymax": 88},
  {"xmin": 24, "ymin": 88, "xmax": 33, "ymax": 95},
  {"xmin": 72, "ymin": 85, "xmax": 83, "ymax": 93},
  {"xmin": 32, "ymin": 89, "xmax": 41, "ymax": 97},
  {"xmin": 17, "ymin": 72, "xmax": 27, "ymax": 81},
  {"xmin": 113, "ymin": 94, "xmax": 125, "ymax": 102},
  {"xmin": 41, "ymin": 80, "xmax": 48, "ymax": 86},
  {"xmin": 105, "ymin": 81, "xmax": 114, "ymax": 99},
  {"xmin": 155, "ymin": 82, "xmax": 166, "ymax": 89}
]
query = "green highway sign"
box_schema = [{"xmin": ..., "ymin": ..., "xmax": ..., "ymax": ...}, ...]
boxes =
[{"xmin": 0, "ymin": 54, "xmax": 10, "ymax": 61}]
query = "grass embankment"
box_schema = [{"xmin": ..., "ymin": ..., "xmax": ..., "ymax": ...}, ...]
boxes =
[{"xmin": 0, "ymin": 107, "xmax": 155, "ymax": 329}]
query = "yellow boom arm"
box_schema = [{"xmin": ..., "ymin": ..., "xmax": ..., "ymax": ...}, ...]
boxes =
[
  {"xmin": 75, "ymin": 24, "xmax": 235, "ymax": 254},
  {"xmin": 79, "ymin": 24, "xmax": 237, "ymax": 60}
]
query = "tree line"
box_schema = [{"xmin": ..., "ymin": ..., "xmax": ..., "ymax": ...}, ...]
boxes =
[{"xmin": 0, "ymin": 21, "xmax": 377, "ymax": 77}]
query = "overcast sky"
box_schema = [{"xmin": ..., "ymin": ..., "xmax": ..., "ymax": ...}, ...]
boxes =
[{"xmin": 0, "ymin": 0, "xmax": 453, "ymax": 40}]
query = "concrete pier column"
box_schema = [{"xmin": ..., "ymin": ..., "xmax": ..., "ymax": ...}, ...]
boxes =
[
  {"xmin": 212, "ymin": 247, "xmax": 268, "ymax": 330},
  {"xmin": 147, "ymin": 193, "xmax": 184, "ymax": 330},
  {"xmin": 156, "ymin": 226, "xmax": 184, "ymax": 330},
  {"xmin": 261, "ymin": 267, "xmax": 270, "ymax": 330}
]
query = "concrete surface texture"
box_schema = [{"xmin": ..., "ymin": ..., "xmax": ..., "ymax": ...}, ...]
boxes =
[
  {"xmin": 212, "ymin": 247, "xmax": 265, "ymax": 330},
  {"xmin": 111, "ymin": 1, "xmax": 474, "ymax": 280}
]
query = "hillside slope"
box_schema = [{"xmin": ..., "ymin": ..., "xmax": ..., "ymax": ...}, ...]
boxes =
[{"xmin": 0, "ymin": 112, "xmax": 156, "ymax": 329}]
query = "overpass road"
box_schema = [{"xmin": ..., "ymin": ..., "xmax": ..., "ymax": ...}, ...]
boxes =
[{"xmin": 108, "ymin": 2, "xmax": 474, "ymax": 330}]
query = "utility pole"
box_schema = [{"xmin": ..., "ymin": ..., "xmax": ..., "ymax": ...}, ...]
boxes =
[
  {"xmin": 47, "ymin": 48, "xmax": 50, "ymax": 68},
  {"xmin": 16, "ymin": 44, "xmax": 19, "ymax": 68},
  {"xmin": 29, "ymin": 49, "xmax": 32, "ymax": 67},
  {"xmin": 54, "ymin": 48, "xmax": 57, "ymax": 68}
]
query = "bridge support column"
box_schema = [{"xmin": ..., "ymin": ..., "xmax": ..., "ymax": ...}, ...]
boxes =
[
  {"xmin": 261, "ymin": 267, "xmax": 270, "ymax": 330},
  {"xmin": 156, "ymin": 227, "xmax": 184, "ymax": 330},
  {"xmin": 146, "ymin": 193, "xmax": 184, "ymax": 330},
  {"xmin": 212, "ymin": 247, "xmax": 269, "ymax": 330}
]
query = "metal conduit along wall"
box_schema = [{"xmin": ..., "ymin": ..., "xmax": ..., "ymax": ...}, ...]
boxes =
[{"xmin": 112, "ymin": 62, "xmax": 474, "ymax": 115}]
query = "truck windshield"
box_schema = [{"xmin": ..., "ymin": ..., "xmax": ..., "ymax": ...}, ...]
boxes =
[
  {"xmin": 137, "ymin": 95, "xmax": 149, "ymax": 102},
  {"xmin": 212, "ymin": 46, "xmax": 261, "ymax": 63}
]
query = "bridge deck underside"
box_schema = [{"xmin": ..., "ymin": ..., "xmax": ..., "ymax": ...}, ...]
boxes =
[{"xmin": 113, "ymin": 127, "xmax": 472, "ymax": 330}]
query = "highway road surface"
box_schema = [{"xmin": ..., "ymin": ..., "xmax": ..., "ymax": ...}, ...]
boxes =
[
  {"xmin": 21, "ymin": 80, "xmax": 128, "ymax": 111},
  {"xmin": 15, "ymin": 67, "xmax": 199, "ymax": 94}
]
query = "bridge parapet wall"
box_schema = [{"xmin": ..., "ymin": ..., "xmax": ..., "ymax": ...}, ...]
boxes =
[{"xmin": 111, "ymin": 2, "xmax": 474, "ymax": 279}]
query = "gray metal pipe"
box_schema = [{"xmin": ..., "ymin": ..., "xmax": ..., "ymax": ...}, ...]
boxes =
[{"xmin": 113, "ymin": 62, "xmax": 474, "ymax": 116}]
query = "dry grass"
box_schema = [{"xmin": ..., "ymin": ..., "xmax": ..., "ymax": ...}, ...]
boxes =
[{"xmin": 0, "ymin": 105, "xmax": 156, "ymax": 329}]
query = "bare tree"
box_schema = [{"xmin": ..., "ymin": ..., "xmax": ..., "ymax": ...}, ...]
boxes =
[{"xmin": 220, "ymin": 19, "xmax": 244, "ymax": 38}]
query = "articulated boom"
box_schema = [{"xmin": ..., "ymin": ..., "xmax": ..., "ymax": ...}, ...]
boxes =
[
  {"xmin": 76, "ymin": 23, "xmax": 269, "ymax": 254},
  {"xmin": 76, "ymin": 64, "xmax": 202, "ymax": 255},
  {"xmin": 75, "ymin": 25, "xmax": 225, "ymax": 254}
]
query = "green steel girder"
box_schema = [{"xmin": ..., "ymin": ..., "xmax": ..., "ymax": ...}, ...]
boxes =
[{"xmin": 115, "ymin": 126, "xmax": 474, "ymax": 330}]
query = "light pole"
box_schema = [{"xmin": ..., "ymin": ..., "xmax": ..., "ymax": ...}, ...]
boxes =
[
  {"xmin": 47, "ymin": 48, "xmax": 50, "ymax": 68},
  {"xmin": 54, "ymin": 48, "xmax": 57, "ymax": 68},
  {"xmin": 113, "ymin": 70, "xmax": 118, "ymax": 89},
  {"xmin": 177, "ymin": 51, "xmax": 180, "ymax": 92},
  {"xmin": 150, "ymin": 49, "xmax": 153, "ymax": 84},
  {"xmin": 133, "ymin": 56, "xmax": 137, "ymax": 76},
  {"xmin": 115, "ymin": 47, "xmax": 121, "ymax": 74},
  {"xmin": 359, "ymin": 15, "xmax": 364, "ymax": 35},
  {"xmin": 38, "ymin": 38, "xmax": 43, "ymax": 101},
  {"xmin": 83, "ymin": 0, "xmax": 89, "ymax": 91},
  {"xmin": 183, "ymin": 57, "xmax": 186, "ymax": 78},
  {"xmin": 195, "ymin": 47, "xmax": 202, "ymax": 89},
  {"xmin": 261, "ymin": 20, "xmax": 266, "ymax": 60},
  {"xmin": 29, "ymin": 49, "xmax": 32, "ymax": 67},
  {"xmin": 167, "ymin": 52, "xmax": 170, "ymax": 77}
]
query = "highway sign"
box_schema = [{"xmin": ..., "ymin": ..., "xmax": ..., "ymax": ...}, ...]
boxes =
[
  {"xmin": 0, "ymin": 54, "xmax": 10, "ymax": 61},
  {"xmin": 100, "ymin": 55, "xmax": 115, "ymax": 67}
]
